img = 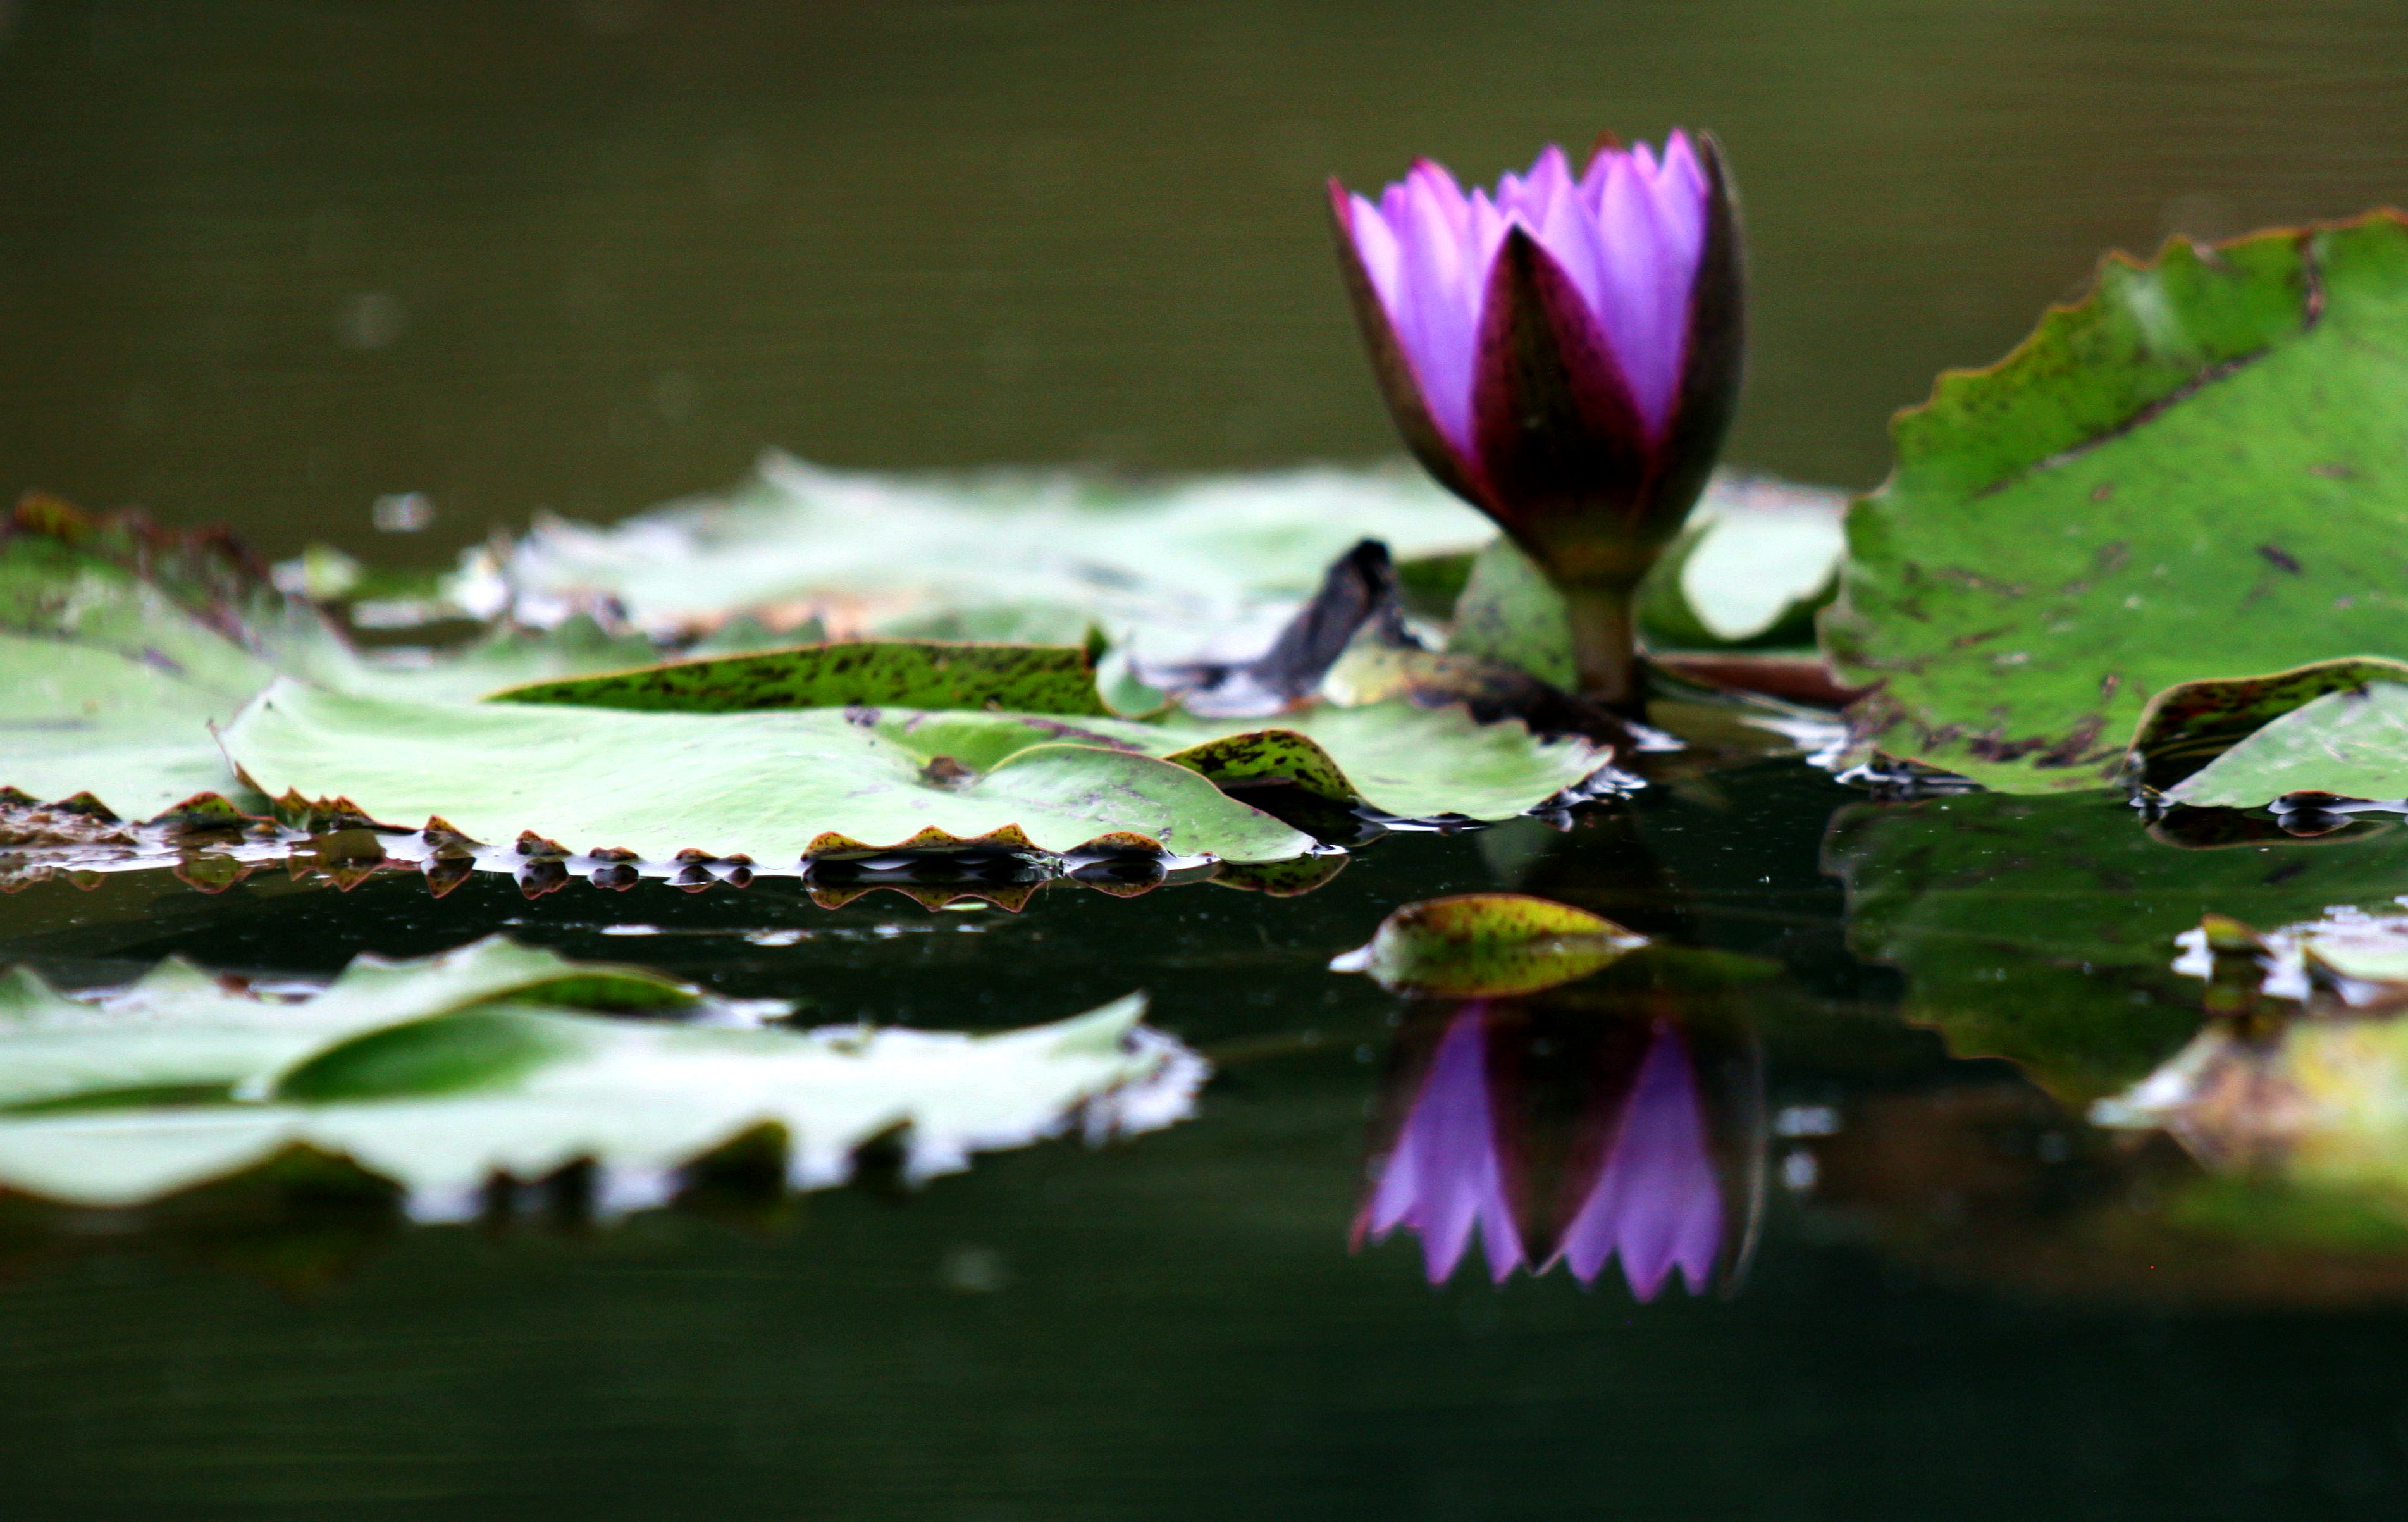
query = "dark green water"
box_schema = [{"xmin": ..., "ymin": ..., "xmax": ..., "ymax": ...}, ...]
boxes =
[{"xmin": 8, "ymin": 3, "xmax": 2408, "ymax": 1517}]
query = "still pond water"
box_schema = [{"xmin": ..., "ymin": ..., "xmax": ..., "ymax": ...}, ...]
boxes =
[{"xmin": 8, "ymin": 2, "xmax": 2408, "ymax": 1518}]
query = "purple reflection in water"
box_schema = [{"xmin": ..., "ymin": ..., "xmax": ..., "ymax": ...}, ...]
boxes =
[
  {"xmin": 1359, "ymin": 1006, "xmax": 1523, "ymax": 1284},
  {"xmin": 1552, "ymin": 1024, "xmax": 1722, "ymax": 1300},
  {"xmin": 1361, "ymin": 1010, "xmax": 1722, "ymax": 1299}
]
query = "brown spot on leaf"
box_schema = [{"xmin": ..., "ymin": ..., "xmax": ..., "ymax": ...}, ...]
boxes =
[{"xmin": 2256, "ymin": 544, "xmax": 2303, "ymax": 574}]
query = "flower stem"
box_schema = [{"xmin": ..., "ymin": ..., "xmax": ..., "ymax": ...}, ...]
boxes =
[{"xmin": 1562, "ymin": 583, "xmax": 1644, "ymax": 711}]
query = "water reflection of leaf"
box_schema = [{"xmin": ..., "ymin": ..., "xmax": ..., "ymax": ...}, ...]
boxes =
[
  {"xmin": 0, "ymin": 938, "xmax": 1202, "ymax": 1215},
  {"xmin": 1825, "ymin": 789, "xmax": 2408, "ymax": 1102}
]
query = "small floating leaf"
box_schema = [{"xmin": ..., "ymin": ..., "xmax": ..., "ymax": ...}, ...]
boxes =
[
  {"xmin": 1826, "ymin": 211, "xmax": 2408, "ymax": 793},
  {"xmin": 2165, "ymin": 680, "xmax": 2408, "ymax": 808},
  {"xmin": 2126, "ymin": 658, "xmax": 2408, "ymax": 795},
  {"xmin": 1330, "ymin": 893, "xmax": 1646, "ymax": 997}
]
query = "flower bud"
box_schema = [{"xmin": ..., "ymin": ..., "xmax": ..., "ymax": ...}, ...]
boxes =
[{"xmin": 1331, "ymin": 133, "xmax": 1744, "ymax": 703}]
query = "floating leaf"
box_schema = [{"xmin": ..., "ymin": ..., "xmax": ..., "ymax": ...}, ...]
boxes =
[
  {"xmin": 2164, "ymin": 680, "xmax": 2408, "ymax": 808},
  {"xmin": 1825, "ymin": 213, "xmax": 2408, "ymax": 793},
  {"xmin": 1161, "ymin": 703, "xmax": 1608, "ymax": 822},
  {"xmin": 0, "ymin": 943, "xmax": 1201, "ymax": 1211},
  {"xmin": 2124, "ymin": 657, "xmax": 2408, "ymax": 795},
  {"xmin": 448, "ymin": 455, "xmax": 1495, "ymax": 647},
  {"xmin": 0, "ymin": 519, "xmax": 273, "ymax": 819},
  {"xmin": 223, "ymin": 679, "xmax": 1317, "ymax": 864},
  {"xmin": 1330, "ymin": 893, "xmax": 1646, "ymax": 997},
  {"xmin": 490, "ymin": 640, "xmax": 1113, "ymax": 719}
]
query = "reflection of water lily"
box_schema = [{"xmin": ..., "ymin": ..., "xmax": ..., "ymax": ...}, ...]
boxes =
[
  {"xmin": 1359, "ymin": 1006, "xmax": 1526, "ymax": 1282},
  {"xmin": 1357, "ymin": 1003, "xmax": 1735, "ymax": 1299},
  {"xmin": 1552, "ymin": 1025, "xmax": 1722, "ymax": 1297},
  {"xmin": 1329, "ymin": 133, "xmax": 1743, "ymax": 705}
]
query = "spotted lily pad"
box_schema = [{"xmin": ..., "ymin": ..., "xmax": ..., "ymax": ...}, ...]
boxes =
[
  {"xmin": 490, "ymin": 640, "xmax": 1113, "ymax": 719},
  {"xmin": 0, "ymin": 941, "xmax": 1200, "ymax": 1211},
  {"xmin": 1825, "ymin": 212, "xmax": 2408, "ymax": 793},
  {"xmin": 1330, "ymin": 893, "xmax": 1646, "ymax": 997}
]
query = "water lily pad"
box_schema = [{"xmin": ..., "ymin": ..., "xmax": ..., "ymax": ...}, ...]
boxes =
[
  {"xmin": 1161, "ymin": 704, "xmax": 1607, "ymax": 822},
  {"xmin": 1825, "ymin": 212, "xmax": 2408, "ymax": 793},
  {"xmin": 2165, "ymin": 680, "xmax": 2408, "ymax": 808},
  {"xmin": 0, "ymin": 521, "xmax": 273, "ymax": 819},
  {"xmin": 223, "ymin": 679, "xmax": 1317, "ymax": 863},
  {"xmin": 490, "ymin": 640, "xmax": 1113, "ymax": 719},
  {"xmin": 2127, "ymin": 657, "xmax": 2408, "ymax": 794},
  {"xmin": 1330, "ymin": 893, "xmax": 1646, "ymax": 997},
  {"xmin": 0, "ymin": 943, "xmax": 1199, "ymax": 1211}
]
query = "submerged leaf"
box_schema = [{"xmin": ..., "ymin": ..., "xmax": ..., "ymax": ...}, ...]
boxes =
[
  {"xmin": 1827, "ymin": 212, "xmax": 2408, "ymax": 793},
  {"xmin": 1330, "ymin": 893, "xmax": 1646, "ymax": 997},
  {"xmin": 490, "ymin": 640, "xmax": 1113, "ymax": 719}
]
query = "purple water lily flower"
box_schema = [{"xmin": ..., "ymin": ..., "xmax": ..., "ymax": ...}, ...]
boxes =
[
  {"xmin": 1550, "ymin": 1022, "xmax": 1724, "ymax": 1300},
  {"xmin": 1330, "ymin": 132, "xmax": 1743, "ymax": 706},
  {"xmin": 1357, "ymin": 1005, "xmax": 1526, "ymax": 1283}
]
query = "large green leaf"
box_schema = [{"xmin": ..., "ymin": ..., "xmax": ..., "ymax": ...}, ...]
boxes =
[
  {"xmin": 1825, "ymin": 213, "xmax": 2408, "ymax": 793},
  {"xmin": 222, "ymin": 679, "xmax": 1318, "ymax": 863},
  {"xmin": 1825, "ymin": 789, "xmax": 2408, "ymax": 1101},
  {"xmin": 0, "ymin": 943, "xmax": 1198, "ymax": 1210}
]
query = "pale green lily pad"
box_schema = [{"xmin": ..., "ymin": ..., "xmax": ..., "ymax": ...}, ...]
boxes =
[
  {"xmin": 1826, "ymin": 213, "xmax": 2408, "ymax": 793},
  {"xmin": 0, "ymin": 532, "xmax": 271, "ymax": 818},
  {"xmin": 447, "ymin": 454, "xmax": 1497, "ymax": 649},
  {"xmin": 222, "ymin": 679, "xmax": 1318, "ymax": 862},
  {"xmin": 2166, "ymin": 681, "xmax": 2408, "ymax": 807},
  {"xmin": 0, "ymin": 943, "xmax": 1199, "ymax": 1211},
  {"xmin": 1162, "ymin": 704, "xmax": 1603, "ymax": 822},
  {"xmin": 1330, "ymin": 893, "xmax": 1646, "ymax": 997}
]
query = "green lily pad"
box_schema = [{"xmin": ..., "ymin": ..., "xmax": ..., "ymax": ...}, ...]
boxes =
[
  {"xmin": 2127, "ymin": 657, "xmax": 2408, "ymax": 794},
  {"xmin": 0, "ymin": 524, "xmax": 273, "ymax": 819},
  {"xmin": 490, "ymin": 640, "xmax": 1112, "ymax": 718},
  {"xmin": 1161, "ymin": 705, "xmax": 1605, "ymax": 822},
  {"xmin": 2166, "ymin": 680, "xmax": 2408, "ymax": 807},
  {"xmin": 222, "ymin": 679, "xmax": 1318, "ymax": 863},
  {"xmin": 448, "ymin": 455, "xmax": 1495, "ymax": 645},
  {"xmin": 0, "ymin": 943, "xmax": 1197, "ymax": 1210},
  {"xmin": 1825, "ymin": 788, "xmax": 2408, "ymax": 1101},
  {"xmin": 1825, "ymin": 212, "xmax": 2408, "ymax": 793},
  {"xmin": 1329, "ymin": 893, "xmax": 1646, "ymax": 997}
]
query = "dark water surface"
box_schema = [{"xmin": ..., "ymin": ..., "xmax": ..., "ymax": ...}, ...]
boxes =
[{"xmin": 7, "ymin": 3, "xmax": 2408, "ymax": 1518}]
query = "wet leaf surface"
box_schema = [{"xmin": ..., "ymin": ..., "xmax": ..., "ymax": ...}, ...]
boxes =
[
  {"xmin": 1827, "ymin": 213, "xmax": 2408, "ymax": 793},
  {"xmin": 2166, "ymin": 679, "xmax": 2408, "ymax": 807}
]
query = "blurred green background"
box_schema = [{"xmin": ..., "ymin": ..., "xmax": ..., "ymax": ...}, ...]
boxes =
[{"xmin": 3, "ymin": 0, "xmax": 2405, "ymax": 564}]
